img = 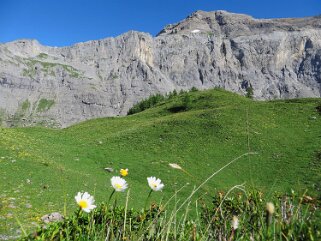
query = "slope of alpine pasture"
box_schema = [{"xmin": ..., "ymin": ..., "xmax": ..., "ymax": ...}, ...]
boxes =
[{"xmin": 0, "ymin": 88, "xmax": 321, "ymax": 237}]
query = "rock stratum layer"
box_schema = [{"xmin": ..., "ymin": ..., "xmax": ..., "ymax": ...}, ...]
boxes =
[{"xmin": 1, "ymin": 10, "xmax": 321, "ymax": 127}]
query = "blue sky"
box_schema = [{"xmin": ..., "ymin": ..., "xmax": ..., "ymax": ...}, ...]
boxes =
[{"xmin": 0, "ymin": 0, "xmax": 320, "ymax": 46}]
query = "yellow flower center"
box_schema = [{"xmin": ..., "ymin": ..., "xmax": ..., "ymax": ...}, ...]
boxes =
[
  {"xmin": 115, "ymin": 183, "xmax": 123, "ymax": 189},
  {"xmin": 153, "ymin": 183, "xmax": 158, "ymax": 188},
  {"xmin": 79, "ymin": 200, "xmax": 88, "ymax": 209}
]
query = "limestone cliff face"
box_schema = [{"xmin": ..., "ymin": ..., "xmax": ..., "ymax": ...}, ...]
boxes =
[{"xmin": 0, "ymin": 10, "xmax": 320, "ymax": 127}]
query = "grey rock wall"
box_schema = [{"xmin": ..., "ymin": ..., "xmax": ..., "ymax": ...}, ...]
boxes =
[{"xmin": 0, "ymin": 10, "xmax": 320, "ymax": 127}]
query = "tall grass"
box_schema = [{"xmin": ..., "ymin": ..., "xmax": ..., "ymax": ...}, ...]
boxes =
[
  {"xmin": 21, "ymin": 153, "xmax": 320, "ymax": 240},
  {"xmin": 21, "ymin": 190, "xmax": 321, "ymax": 240}
]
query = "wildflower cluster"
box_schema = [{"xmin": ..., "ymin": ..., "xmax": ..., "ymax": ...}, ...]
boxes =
[{"xmin": 76, "ymin": 168, "xmax": 164, "ymax": 213}]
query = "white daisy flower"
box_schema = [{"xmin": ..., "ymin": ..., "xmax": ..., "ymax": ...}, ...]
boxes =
[
  {"xmin": 111, "ymin": 176, "xmax": 128, "ymax": 192},
  {"xmin": 147, "ymin": 177, "xmax": 164, "ymax": 191},
  {"xmin": 75, "ymin": 192, "xmax": 96, "ymax": 213}
]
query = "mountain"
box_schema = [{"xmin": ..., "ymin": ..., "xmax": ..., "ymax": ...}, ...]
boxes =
[{"xmin": 0, "ymin": 10, "xmax": 321, "ymax": 127}]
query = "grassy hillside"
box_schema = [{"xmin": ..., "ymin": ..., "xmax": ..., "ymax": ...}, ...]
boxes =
[{"xmin": 0, "ymin": 89, "xmax": 320, "ymax": 237}]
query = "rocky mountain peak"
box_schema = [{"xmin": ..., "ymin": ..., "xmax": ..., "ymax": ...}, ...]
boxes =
[{"xmin": 157, "ymin": 10, "xmax": 254, "ymax": 36}]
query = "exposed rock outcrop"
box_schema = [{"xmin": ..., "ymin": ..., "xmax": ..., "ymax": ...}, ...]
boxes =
[
  {"xmin": 41, "ymin": 212, "xmax": 64, "ymax": 224},
  {"xmin": 0, "ymin": 10, "xmax": 320, "ymax": 127}
]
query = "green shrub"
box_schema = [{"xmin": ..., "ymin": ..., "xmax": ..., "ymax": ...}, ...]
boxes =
[
  {"xmin": 190, "ymin": 87, "xmax": 199, "ymax": 92},
  {"xmin": 37, "ymin": 53, "xmax": 48, "ymax": 59},
  {"xmin": 128, "ymin": 94, "xmax": 167, "ymax": 115},
  {"xmin": 37, "ymin": 98, "xmax": 55, "ymax": 112},
  {"xmin": 316, "ymin": 103, "xmax": 321, "ymax": 115},
  {"xmin": 21, "ymin": 100, "xmax": 30, "ymax": 111},
  {"xmin": 127, "ymin": 90, "xmax": 196, "ymax": 115},
  {"xmin": 246, "ymin": 85, "xmax": 254, "ymax": 99},
  {"xmin": 167, "ymin": 93, "xmax": 191, "ymax": 113}
]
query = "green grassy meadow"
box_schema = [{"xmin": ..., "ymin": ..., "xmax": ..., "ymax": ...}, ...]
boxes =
[{"xmin": 0, "ymin": 89, "xmax": 320, "ymax": 237}]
